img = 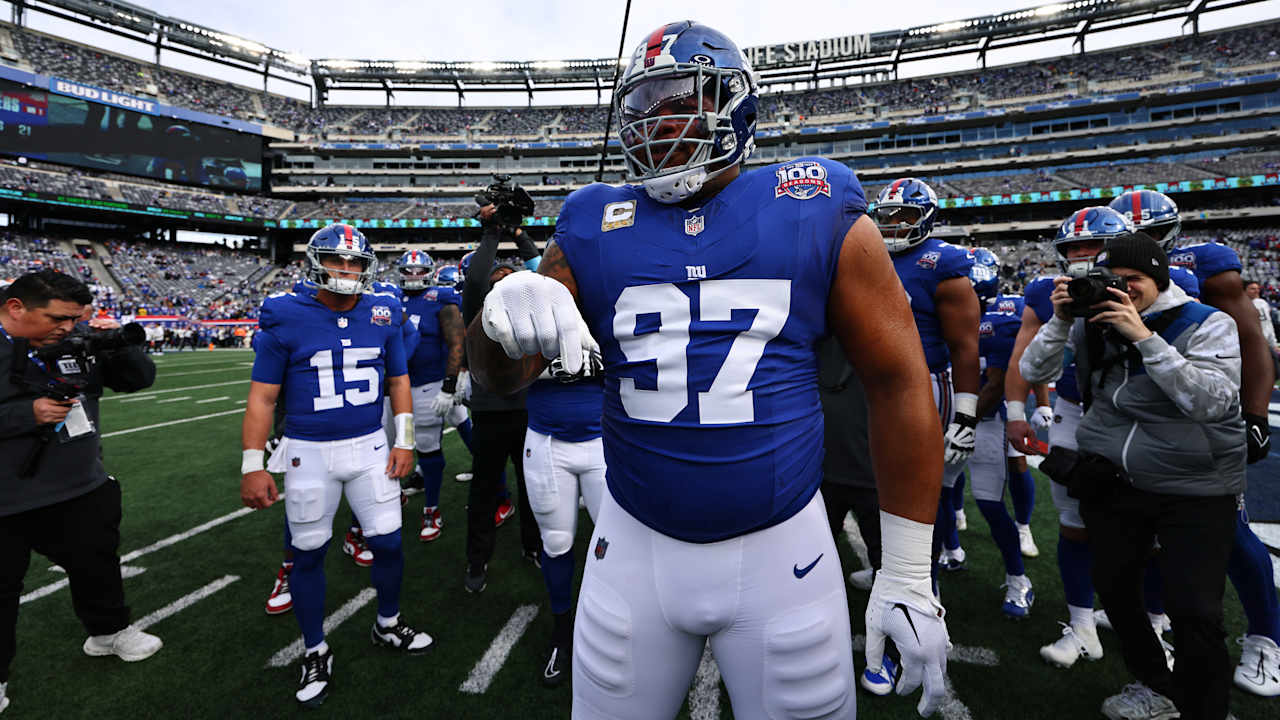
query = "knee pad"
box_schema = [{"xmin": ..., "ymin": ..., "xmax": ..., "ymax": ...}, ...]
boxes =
[
  {"xmin": 763, "ymin": 595, "xmax": 855, "ymax": 719},
  {"xmin": 286, "ymin": 486, "xmax": 332, "ymax": 551},
  {"xmin": 542, "ymin": 529, "xmax": 574, "ymax": 558},
  {"xmin": 574, "ymin": 578, "xmax": 633, "ymax": 698}
]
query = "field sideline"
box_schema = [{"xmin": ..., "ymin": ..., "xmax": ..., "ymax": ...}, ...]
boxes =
[{"xmin": 11, "ymin": 349, "xmax": 1275, "ymax": 719}]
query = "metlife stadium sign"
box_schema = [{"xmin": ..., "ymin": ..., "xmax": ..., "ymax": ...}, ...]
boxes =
[
  {"xmin": 48, "ymin": 77, "xmax": 157, "ymax": 114},
  {"xmin": 744, "ymin": 34, "xmax": 872, "ymax": 68}
]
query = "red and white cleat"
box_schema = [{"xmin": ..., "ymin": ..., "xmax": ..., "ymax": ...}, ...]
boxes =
[
  {"xmin": 266, "ymin": 564, "xmax": 293, "ymax": 615},
  {"xmin": 342, "ymin": 530, "xmax": 374, "ymax": 568},
  {"xmin": 494, "ymin": 499, "xmax": 515, "ymax": 528},
  {"xmin": 419, "ymin": 507, "xmax": 443, "ymax": 542}
]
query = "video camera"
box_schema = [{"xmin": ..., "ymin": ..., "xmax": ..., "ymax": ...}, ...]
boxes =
[
  {"xmin": 28, "ymin": 323, "xmax": 146, "ymax": 400},
  {"xmin": 1068, "ymin": 268, "xmax": 1129, "ymax": 319},
  {"xmin": 475, "ymin": 174, "xmax": 535, "ymax": 228}
]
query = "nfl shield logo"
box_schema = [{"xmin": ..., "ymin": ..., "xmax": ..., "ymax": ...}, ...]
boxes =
[
  {"xmin": 594, "ymin": 537, "xmax": 609, "ymax": 560},
  {"xmin": 291, "ymin": 457, "xmax": 300, "ymax": 467},
  {"xmin": 684, "ymin": 215, "xmax": 704, "ymax": 236},
  {"xmin": 337, "ymin": 317, "xmax": 348, "ymax": 328}
]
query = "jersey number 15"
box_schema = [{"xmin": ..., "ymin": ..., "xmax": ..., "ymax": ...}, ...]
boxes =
[{"xmin": 309, "ymin": 348, "xmax": 381, "ymax": 411}]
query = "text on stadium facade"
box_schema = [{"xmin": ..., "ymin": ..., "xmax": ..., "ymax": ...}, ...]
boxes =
[
  {"xmin": 50, "ymin": 78, "xmax": 156, "ymax": 114},
  {"xmin": 744, "ymin": 34, "xmax": 872, "ymax": 67}
]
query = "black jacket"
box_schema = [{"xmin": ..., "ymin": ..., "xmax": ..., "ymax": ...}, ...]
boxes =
[
  {"xmin": 817, "ymin": 336, "xmax": 876, "ymax": 489},
  {"xmin": 0, "ymin": 330, "xmax": 154, "ymax": 516}
]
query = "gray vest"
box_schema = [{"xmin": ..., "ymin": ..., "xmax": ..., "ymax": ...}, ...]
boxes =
[{"xmin": 1073, "ymin": 302, "xmax": 1246, "ymax": 496}]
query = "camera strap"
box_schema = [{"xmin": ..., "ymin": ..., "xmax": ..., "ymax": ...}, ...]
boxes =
[{"xmin": 1081, "ymin": 303, "xmax": 1189, "ymax": 411}]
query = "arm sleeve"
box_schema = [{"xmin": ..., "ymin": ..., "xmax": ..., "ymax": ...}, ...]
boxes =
[
  {"xmin": 1019, "ymin": 314, "xmax": 1073, "ymax": 384},
  {"xmin": 400, "ymin": 312, "xmax": 420, "ymax": 359},
  {"xmin": 462, "ymin": 224, "xmax": 503, "ymax": 325},
  {"xmin": 939, "ymin": 244, "xmax": 975, "ymax": 280},
  {"xmin": 1134, "ymin": 311, "xmax": 1241, "ymax": 422},
  {"xmin": 250, "ymin": 328, "xmax": 289, "ymax": 385},
  {"xmin": 839, "ymin": 167, "xmax": 868, "ymax": 237},
  {"xmin": 98, "ymin": 345, "xmax": 156, "ymax": 393},
  {"xmin": 385, "ymin": 315, "xmax": 409, "ymax": 378}
]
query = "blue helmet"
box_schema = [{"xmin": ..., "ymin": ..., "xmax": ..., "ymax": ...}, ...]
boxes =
[
  {"xmin": 434, "ymin": 265, "xmax": 460, "ymax": 289},
  {"xmin": 874, "ymin": 178, "xmax": 939, "ymax": 253},
  {"xmin": 969, "ymin": 247, "xmax": 1001, "ymax": 304},
  {"xmin": 1108, "ymin": 190, "xmax": 1180, "ymax": 251},
  {"xmin": 396, "ymin": 249, "xmax": 434, "ymax": 291},
  {"xmin": 1054, "ymin": 207, "xmax": 1134, "ymax": 276},
  {"xmin": 304, "ymin": 223, "xmax": 377, "ymax": 295},
  {"xmin": 615, "ymin": 21, "xmax": 759, "ymax": 203}
]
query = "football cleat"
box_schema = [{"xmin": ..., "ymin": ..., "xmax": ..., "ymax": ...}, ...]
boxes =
[
  {"xmin": 419, "ymin": 507, "xmax": 442, "ymax": 543},
  {"xmin": 1017, "ymin": 523, "xmax": 1040, "ymax": 558},
  {"xmin": 1095, "ymin": 608, "xmax": 1113, "ymax": 631},
  {"xmin": 1234, "ymin": 634, "xmax": 1280, "ymax": 697},
  {"xmin": 455, "ymin": 472, "xmax": 472, "ymax": 482},
  {"xmin": 0, "ymin": 681, "xmax": 8, "ymax": 714},
  {"xmin": 1100, "ymin": 683, "xmax": 1179, "ymax": 720},
  {"xmin": 1001, "ymin": 575, "xmax": 1034, "ymax": 619},
  {"xmin": 465, "ymin": 563, "xmax": 488, "ymax": 594},
  {"xmin": 847, "ymin": 568, "xmax": 876, "ymax": 591},
  {"xmin": 266, "ymin": 564, "xmax": 293, "ymax": 615},
  {"xmin": 342, "ymin": 530, "xmax": 373, "ymax": 568},
  {"xmin": 938, "ymin": 546, "xmax": 967, "ymax": 572},
  {"xmin": 295, "ymin": 646, "xmax": 333, "ymax": 707},
  {"xmin": 1040, "ymin": 621, "xmax": 1103, "ymax": 668},
  {"xmin": 82, "ymin": 625, "xmax": 162, "ymax": 662},
  {"xmin": 371, "ymin": 619, "xmax": 434, "ymax": 654},
  {"xmin": 495, "ymin": 499, "xmax": 515, "ymax": 528},
  {"xmin": 859, "ymin": 652, "xmax": 900, "ymax": 696},
  {"xmin": 954, "ymin": 508, "xmax": 967, "ymax": 531},
  {"xmin": 541, "ymin": 639, "xmax": 572, "ymax": 688}
]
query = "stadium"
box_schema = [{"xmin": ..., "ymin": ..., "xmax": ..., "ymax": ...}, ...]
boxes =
[{"xmin": 1, "ymin": 0, "xmax": 1279, "ymax": 717}]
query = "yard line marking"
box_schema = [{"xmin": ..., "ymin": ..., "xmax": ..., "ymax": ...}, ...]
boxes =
[
  {"xmin": 120, "ymin": 506, "xmax": 258, "ymax": 563},
  {"xmin": 940, "ymin": 678, "xmax": 974, "ymax": 720},
  {"xmin": 134, "ymin": 575, "xmax": 240, "ymax": 631},
  {"xmin": 157, "ymin": 396, "xmax": 191, "ymax": 404},
  {"xmin": 852, "ymin": 635, "xmax": 999, "ymax": 667},
  {"xmin": 102, "ymin": 409, "xmax": 243, "ymax": 437},
  {"xmin": 688, "ymin": 641, "xmax": 722, "ymax": 720},
  {"xmin": 266, "ymin": 588, "xmax": 377, "ymax": 668},
  {"xmin": 102, "ymin": 380, "xmax": 246, "ymax": 401},
  {"xmin": 22, "ymin": 566, "xmax": 146, "ymax": 604},
  {"xmin": 195, "ymin": 396, "xmax": 230, "ymax": 404},
  {"xmin": 236, "ymin": 399, "xmax": 247, "ymax": 404},
  {"xmin": 843, "ymin": 512, "xmax": 872, "ymax": 572},
  {"xmin": 119, "ymin": 395, "xmax": 157, "ymax": 403},
  {"xmin": 157, "ymin": 366, "xmax": 251, "ymax": 378},
  {"xmin": 444, "ymin": 427, "xmax": 456, "ymax": 435},
  {"xmin": 459, "ymin": 604, "xmax": 539, "ymax": 694}
]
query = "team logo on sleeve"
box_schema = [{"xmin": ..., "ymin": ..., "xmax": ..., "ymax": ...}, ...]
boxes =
[
  {"xmin": 917, "ymin": 250, "xmax": 941, "ymax": 269},
  {"xmin": 1169, "ymin": 251, "xmax": 1196, "ymax": 269},
  {"xmin": 371, "ymin": 305, "xmax": 393, "ymax": 326},
  {"xmin": 979, "ymin": 320, "xmax": 994, "ymax": 338},
  {"xmin": 426, "ymin": 289, "xmax": 439, "ymax": 301},
  {"xmin": 602, "ymin": 200, "xmax": 636, "ymax": 232},
  {"xmin": 774, "ymin": 160, "xmax": 831, "ymax": 200}
]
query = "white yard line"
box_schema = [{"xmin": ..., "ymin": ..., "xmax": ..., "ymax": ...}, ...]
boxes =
[
  {"xmin": 134, "ymin": 575, "xmax": 240, "ymax": 631},
  {"xmin": 459, "ymin": 604, "xmax": 539, "ymax": 694},
  {"xmin": 22, "ymin": 566, "xmax": 146, "ymax": 605},
  {"xmin": 852, "ymin": 635, "xmax": 999, "ymax": 667},
  {"xmin": 120, "ymin": 506, "xmax": 258, "ymax": 563},
  {"xmin": 102, "ymin": 409, "xmax": 243, "ymax": 437},
  {"xmin": 688, "ymin": 641, "xmax": 722, "ymax": 720},
  {"xmin": 195, "ymin": 396, "xmax": 230, "ymax": 404},
  {"xmin": 119, "ymin": 395, "xmax": 157, "ymax": 403},
  {"xmin": 156, "ymin": 396, "xmax": 191, "ymax": 404},
  {"xmin": 940, "ymin": 678, "xmax": 974, "ymax": 720},
  {"xmin": 155, "ymin": 366, "xmax": 251, "ymax": 378},
  {"xmin": 266, "ymin": 588, "xmax": 378, "ymax": 668},
  {"xmin": 102, "ymin": 380, "xmax": 246, "ymax": 401}
]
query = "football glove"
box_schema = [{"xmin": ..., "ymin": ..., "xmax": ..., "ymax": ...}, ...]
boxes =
[
  {"xmin": 481, "ymin": 271, "xmax": 585, "ymax": 373},
  {"xmin": 456, "ymin": 371, "xmax": 472, "ymax": 402},
  {"xmin": 431, "ymin": 390, "xmax": 456, "ymax": 417},
  {"xmin": 1030, "ymin": 405, "xmax": 1055, "ymax": 431},
  {"xmin": 550, "ymin": 348, "xmax": 603, "ymax": 383},
  {"xmin": 1245, "ymin": 413, "xmax": 1271, "ymax": 464},
  {"xmin": 943, "ymin": 412, "xmax": 978, "ymax": 465}
]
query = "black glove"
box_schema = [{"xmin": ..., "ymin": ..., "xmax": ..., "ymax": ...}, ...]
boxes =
[{"xmin": 1245, "ymin": 413, "xmax": 1271, "ymax": 464}]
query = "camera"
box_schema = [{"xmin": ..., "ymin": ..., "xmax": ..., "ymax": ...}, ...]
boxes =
[
  {"xmin": 1068, "ymin": 267, "xmax": 1129, "ymax": 318},
  {"xmin": 30, "ymin": 323, "xmax": 146, "ymax": 400},
  {"xmin": 475, "ymin": 174, "xmax": 535, "ymax": 227}
]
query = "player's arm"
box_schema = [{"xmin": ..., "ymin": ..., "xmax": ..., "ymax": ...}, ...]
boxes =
[
  {"xmin": 936, "ymin": 276, "xmax": 981, "ymax": 463},
  {"xmin": 1202, "ymin": 270, "xmax": 1274, "ymax": 461},
  {"xmin": 438, "ymin": 304, "xmax": 465, "ymax": 380},
  {"xmin": 241, "ymin": 380, "xmax": 281, "ymax": 509},
  {"xmin": 385, "ymin": 373, "xmax": 415, "ymax": 479},
  {"xmin": 976, "ymin": 366, "xmax": 1005, "ymax": 420},
  {"xmin": 1004, "ymin": 306, "xmax": 1046, "ymax": 453},
  {"xmin": 465, "ymin": 240, "xmax": 578, "ymax": 395}
]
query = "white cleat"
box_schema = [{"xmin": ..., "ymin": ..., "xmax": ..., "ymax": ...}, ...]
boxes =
[
  {"xmin": 1234, "ymin": 634, "xmax": 1280, "ymax": 697},
  {"xmin": 83, "ymin": 625, "xmax": 162, "ymax": 662},
  {"xmin": 847, "ymin": 568, "xmax": 875, "ymax": 591},
  {"xmin": 1095, "ymin": 608, "xmax": 1113, "ymax": 631},
  {"xmin": 1017, "ymin": 523, "xmax": 1040, "ymax": 558},
  {"xmin": 1040, "ymin": 621, "xmax": 1103, "ymax": 668},
  {"xmin": 0, "ymin": 682, "xmax": 9, "ymax": 714},
  {"xmin": 955, "ymin": 509, "xmax": 967, "ymax": 531},
  {"xmin": 454, "ymin": 472, "xmax": 472, "ymax": 482},
  {"xmin": 1100, "ymin": 683, "xmax": 1179, "ymax": 720},
  {"xmin": 1001, "ymin": 575, "xmax": 1034, "ymax": 620}
]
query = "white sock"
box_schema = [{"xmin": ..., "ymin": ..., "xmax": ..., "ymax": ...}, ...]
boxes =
[
  {"xmin": 1068, "ymin": 605, "xmax": 1094, "ymax": 629},
  {"xmin": 423, "ymin": 505, "xmax": 437, "ymax": 516},
  {"xmin": 305, "ymin": 640, "xmax": 329, "ymax": 656},
  {"xmin": 1007, "ymin": 574, "xmax": 1029, "ymax": 586},
  {"xmin": 1016, "ymin": 522, "xmax": 1030, "ymax": 532},
  {"xmin": 377, "ymin": 614, "xmax": 399, "ymax": 629}
]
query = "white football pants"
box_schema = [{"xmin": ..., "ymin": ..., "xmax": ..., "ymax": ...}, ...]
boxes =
[
  {"xmin": 281, "ymin": 430, "xmax": 401, "ymax": 551},
  {"xmin": 381, "ymin": 385, "xmax": 470, "ymax": 454},
  {"xmin": 931, "ymin": 367, "xmax": 966, "ymax": 487},
  {"xmin": 523, "ymin": 430, "xmax": 605, "ymax": 558},
  {"xmin": 1047, "ymin": 397, "xmax": 1085, "ymax": 529}
]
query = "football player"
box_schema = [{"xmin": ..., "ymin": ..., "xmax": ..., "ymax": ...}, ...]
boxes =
[
  {"xmin": 467, "ymin": 22, "xmax": 949, "ymax": 720},
  {"xmin": 1111, "ymin": 190, "xmax": 1280, "ymax": 697},
  {"xmin": 873, "ymin": 178, "xmax": 981, "ymax": 580},
  {"xmin": 240, "ymin": 224, "xmax": 432, "ymax": 707},
  {"xmin": 1005, "ymin": 206, "xmax": 1131, "ymax": 667}
]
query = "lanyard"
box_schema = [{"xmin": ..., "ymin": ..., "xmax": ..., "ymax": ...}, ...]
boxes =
[{"xmin": 0, "ymin": 322, "xmax": 52, "ymax": 374}]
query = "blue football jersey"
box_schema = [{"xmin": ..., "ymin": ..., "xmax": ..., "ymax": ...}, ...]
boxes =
[
  {"xmin": 527, "ymin": 378, "xmax": 603, "ymax": 442},
  {"xmin": 555, "ymin": 157, "xmax": 866, "ymax": 543},
  {"xmin": 1169, "ymin": 242, "xmax": 1242, "ymax": 288},
  {"xmin": 890, "ymin": 237, "xmax": 974, "ymax": 373},
  {"xmin": 1024, "ymin": 275, "xmax": 1081, "ymax": 403},
  {"xmin": 979, "ymin": 294, "xmax": 1024, "ymax": 419},
  {"xmin": 251, "ymin": 291, "xmax": 408, "ymax": 441},
  {"xmin": 1169, "ymin": 266, "xmax": 1200, "ymax": 298},
  {"xmin": 403, "ymin": 286, "xmax": 461, "ymax": 386}
]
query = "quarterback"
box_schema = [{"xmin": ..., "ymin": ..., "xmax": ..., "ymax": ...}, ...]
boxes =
[{"xmin": 467, "ymin": 22, "xmax": 948, "ymax": 720}]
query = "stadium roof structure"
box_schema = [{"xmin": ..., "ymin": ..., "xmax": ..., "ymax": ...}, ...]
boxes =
[{"xmin": 9, "ymin": 0, "xmax": 1272, "ymax": 103}]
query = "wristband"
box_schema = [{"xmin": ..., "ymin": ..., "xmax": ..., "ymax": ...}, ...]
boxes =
[
  {"xmin": 953, "ymin": 392, "xmax": 978, "ymax": 418},
  {"xmin": 1005, "ymin": 400, "xmax": 1026, "ymax": 422},
  {"xmin": 241, "ymin": 449, "xmax": 265, "ymax": 475},
  {"xmin": 879, "ymin": 511, "xmax": 934, "ymax": 584},
  {"xmin": 393, "ymin": 413, "xmax": 415, "ymax": 450},
  {"xmin": 442, "ymin": 376, "xmax": 458, "ymax": 394}
]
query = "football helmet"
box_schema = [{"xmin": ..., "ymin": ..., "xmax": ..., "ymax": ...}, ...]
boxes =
[
  {"xmin": 304, "ymin": 223, "xmax": 377, "ymax": 295},
  {"xmin": 969, "ymin": 247, "xmax": 1001, "ymax": 304},
  {"xmin": 1054, "ymin": 207, "xmax": 1133, "ymax": 276},
  {"xmin": 615, "ymin": 21, "xmax": 759, "ymax": 204},
  {"xmin": 874, "ymin": 178, "xmax": 939, "ymax": 253},
  {"xmin": 434, "ymin": 265, "xmax": 460, "ymax": 289},
  {"xmin": 396, "ymin": 250, "xmax": 435, "ymax": 291},
  {"xmin": 1108, "ymin": 190, "xmax": 1180, "ymax": 251}
]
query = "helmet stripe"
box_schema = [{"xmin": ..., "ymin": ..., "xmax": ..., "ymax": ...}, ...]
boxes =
[
  {"xmin": 1131, "ymin": 192, "xmax": 1142, "ymax": 227},
  {"xmin": 644, "ymin": 24, "xmax": 669, "ymax": 62},
  {"xmin": 890, "ymin": 178, "xmax": 906, "ymax": 196},
  {"xmin": 1074, "ymin": 210, "xmax": 1087, "ymax": 236}
]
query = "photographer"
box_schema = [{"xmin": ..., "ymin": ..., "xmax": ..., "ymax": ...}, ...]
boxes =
[
  {"xmin": 0, "ymin": 270, "xmax": 159, "ymax": 713},
  {"xmin": 1021, "ymin": 234, "xmax": 1244, "ymax": 720}
]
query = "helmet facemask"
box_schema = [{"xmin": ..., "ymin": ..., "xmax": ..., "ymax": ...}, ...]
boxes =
[
  {"xmin": 873, "ymin": 203, "xmax": 933, "ymax": 252},
  {"xmin": 398, "ymin": 265, "xmax": 432, "ymax": 291},
  {"xmin": 306, "ymin": 246, "xmax": 376, "ymax": 295}
]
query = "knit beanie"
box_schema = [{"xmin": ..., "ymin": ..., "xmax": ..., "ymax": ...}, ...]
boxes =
[{"xmin": 1095, "ymin": 232, "xmax": 1170, "ymax": 290}]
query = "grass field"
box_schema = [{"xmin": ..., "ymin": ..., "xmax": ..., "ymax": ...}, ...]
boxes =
[{"xmin": 11, "ymin": 349, "xmax": 1275, "ymax": 719}]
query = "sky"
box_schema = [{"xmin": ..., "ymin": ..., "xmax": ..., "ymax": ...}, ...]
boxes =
[{"xmin": 7, "ymin": 0, "xmax": 1280, "ymax": 106}]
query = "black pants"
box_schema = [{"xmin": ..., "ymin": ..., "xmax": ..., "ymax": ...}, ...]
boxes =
[
  {"xmin": 1079, "ymin": 483, "xmax": 1235, "ymax": 720},
  {"xmin": 466, "ymin": 409, "xmax": 540, "ymax": 568},
  {"xmin": 821, "ymin": 483, "xmax": 881, "ymax": 571},
  {"xmin": 0, "ymin": 479, "xmax": 129, "ymax": 682}
]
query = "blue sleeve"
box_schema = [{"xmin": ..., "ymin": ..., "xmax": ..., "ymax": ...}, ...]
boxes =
[
  {"xmin": 400, "ymin": 312, "xmax": 420, "ymax": 358},
  {"xmin": 937, "ymin": 243, "xmax": 974, "ymax": 280},
  {"xmin": 1024, "ymin": 278, "xmax": 1054, "ymax": 324},
  {"xmin": 984, "ymin": 327, "xmax": 1018, "ymax": 371},
  {"xmin": 1170, "ymin": 267, "xmax": 1200, "ymax": 298},
  {"xmin": 384, "ymin": 297, "xmax": 408, "ymax": 377},
  {"xmin": 439, "ymin": 287, "xmax": 462, "ymax": 307},
  {"xmin": 250, "ymin": 328, "xmax": 288, "ymax": 384},
  {"xmin": 841, "ymin": 165, "xmax": 868, "ymax": 228},
  {"xmin": 1198, "ymin": 244, "xmax": 1242, "ymax": 278}
]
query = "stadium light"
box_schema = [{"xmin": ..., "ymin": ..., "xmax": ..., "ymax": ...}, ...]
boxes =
[
  {"xmin": 533, "ymin": 60, "xmax": 568, "ymax": 71},
  {"xmin": 1034, "ymin": 3, "xmax": 1069, "ymax": 16},
  {"xmin": 471, "ymin": 62, "xmax": 500, "ymax": 72}
]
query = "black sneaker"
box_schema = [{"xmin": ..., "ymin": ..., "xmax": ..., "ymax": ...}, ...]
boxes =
[
  {"xmin": 465, "ymin": 563, "xmax": 487, "ymax": 594},
  {"xmin": 295, "ymin": 647, "xmax": 333, "ymax": 707},
  {"xmin": 540, "ymin": 638, "xmax": 571, "ymax": 688},
  {"xmin": 370, "ymin": 620, "xmax": 433, "ymax": 654}
]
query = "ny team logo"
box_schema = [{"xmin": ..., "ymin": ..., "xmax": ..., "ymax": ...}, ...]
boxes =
[
  {"xmin": 774, "ymin": 160, "xmax": 831, "ymax": 200},
  {"xmin": 917, "ymin": 250, "xmax": 941, "ymax": 269},
  {"xmin": 371, "ymin": 305, "xmax": 392, "ymax": 326}
]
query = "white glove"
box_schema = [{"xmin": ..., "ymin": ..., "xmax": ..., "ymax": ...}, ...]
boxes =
[
  {"xmin": 943, "ymin": 414, "xmax": 977, "ymax": 465},
  {"xmin": 866, "ymin": 512, "xmax": 950, "ymax": 717},
  {"xmin": 430, "ymin": 389, "xmax": 455, "ymax": 417},
  {"xmin": 481, "ymin": 271, "xmax": 585, "ymax": 373},
  {"xmin": 456, "ymin": 371, "xmax": 472, "ymax": 402},
  {"xmin": 1030, "ymin": 405, "xmax": 1054, "ymax": 431}
]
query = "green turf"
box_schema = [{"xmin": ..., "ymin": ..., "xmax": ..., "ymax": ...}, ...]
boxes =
[{"xmin": 10, "ymin": 350, "xmax": 1271, "ymax": 718}]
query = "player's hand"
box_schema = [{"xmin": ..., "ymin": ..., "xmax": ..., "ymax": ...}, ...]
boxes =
[
  {"xmin": 32, "ymin": 397, "xmax": 74, "ymax": 425},
  {"xmin": 431, "ymin": 390, "xmax": 456, "ymax": 417},
  {"xmin": 240, "ymin": 470, "xmax": 278, "ymax": 509},
  {"xmin": 942, "ymin": 413, "xmax": 977, "ymax": 465},
  {"xmin": 1006, "ymin": 419, "xmax": 1039, "ymax": 455},
  {"xmin": 386, "ymin": 447, "xmax": 415, "ymax": 480},
  {"xmin": 866, "ymin": 571, "xmax": 950, "ymax": 716},
  {"xmin": 1030, "ymin": 405, "xmax": 1054, "ymax": 431},
  {"xmin": 1245, "ymin": 413, "xmax": 1271, "ymax": 464},
  {"xmin": 1050, "ymin": 276, "xmax": 1072, "ymax": 322},
  {"xmin": 481, "ymin": 271, "xmax": 585, "ymax": 373}
]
